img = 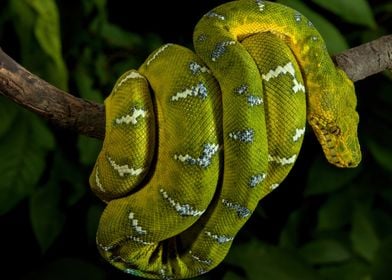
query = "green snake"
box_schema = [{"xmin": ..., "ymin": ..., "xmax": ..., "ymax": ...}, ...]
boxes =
[{"xmin": 90, "ymin": 0, "xmax": 361, "ymax": 278}]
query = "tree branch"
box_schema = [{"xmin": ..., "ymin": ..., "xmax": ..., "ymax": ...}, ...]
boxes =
[{"xmin": 1, "ymin": 35, "xmax": 391, "ymax": 140}]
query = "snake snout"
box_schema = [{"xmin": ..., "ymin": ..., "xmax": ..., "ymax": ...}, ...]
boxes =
[{"xmin": 309, "ymin": 115, "xmax": 361, "ymax": 168}]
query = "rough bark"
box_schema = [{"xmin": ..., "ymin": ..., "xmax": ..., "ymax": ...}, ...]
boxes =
[{"xmin": 0, "ymin": 35, "xmax": 391, "ymax": 140}]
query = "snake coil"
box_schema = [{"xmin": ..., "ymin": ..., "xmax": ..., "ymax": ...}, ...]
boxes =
[{"xmin": 90, "ymin": 0, "xmax": 361, "ymax": 278}]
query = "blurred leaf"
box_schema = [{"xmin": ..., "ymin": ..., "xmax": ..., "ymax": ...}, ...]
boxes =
[
  {"xmin": 53, "ymin": 153, "xmax": 86, "ymax": 207},
  {"xmin": 350, "ymin": 205, "xmax": 380, "ymax": 262},
  {"xmin": 312, "ymin": 0, "xmax": 376, "ymax": 29},
  {"xmin": 372, "ymin": 208, "xmax": 392, "ymax": 240},
  {"xmin": 74, "ymin": 61, "xmax": 103, "ymax": 102},
  {"xmin": 22, "ymin": 258, "xmax": 105, "ymax": 280},
  {"xmin": 0, "ymin": 118, "xmax": 45, "ymax": 215},
  {"xmin": 100, "ymin": 22, "xmax": 143, "ymax": 49},
  {"xmin": 28, "ymin": 0, "xmax": 68, "ymax": 90},
  {"xmin": 30, "ymin": 115, "xmax": 55, "ymax": 151},
  {"xmin": 30, "ymin": 182, "xmax": 65, "ymax": 252},
  {"xmin": 279, "ymin": 209, "xmax": 303, "ymax": 249},
  {"xmin": 365, "ymin": 133, "xmax": 392, "ymax": 172},
  {"xmin": 0, "ymin": 97, "xmax": 19, "ymax": 137},
  {"xmin": 82, "ymin": 0, "xmax": 106, "ymax": 15},
  {"xmin": 78, "ymin": 135, "xmax": 102, "ymax": 166},
  {"xmin": 319, "ymin": 259, "xmax": 371, "ymax": 280},
  {"xmin": 317, "ymin": 191, "xmax": 351, "ymax": 230},
  {"xmin": 299, "ymin": 239, "xmax": 351, "ymax": 265},
  {"xmin": 305, "ymin": 155, "xmax": 362, "ymax": 196},
  {"xmin": 226, "ymin": 240, "xmax": 319, "ymax": 280},
  {"xmin": 277, "ymin": 0, "xmax": 348, "ymax": 54},
  {"xmin": 371, "ymin": 237, "xmax": 392, "ymax": 280},
  {"xmin": 9, "ymin": 0, "xmax": 68, "ymax": 89},
  {"xmin": 223, "ymin": 271, "xmax": 247, "ymax": 280},
  {"xmin": 95, "ymin": 53, "xmax": 110, "ymax": 85},
  {"xmin": 85, "ymin": 203, "xmax": 104, "ymax": 246}
]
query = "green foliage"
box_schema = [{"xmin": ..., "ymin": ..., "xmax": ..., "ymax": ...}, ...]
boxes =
[{"xmin": 0, "ymin": 0, "xmax": 390, "ymax": 279}]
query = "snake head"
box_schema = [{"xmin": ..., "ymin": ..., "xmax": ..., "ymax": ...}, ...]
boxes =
[{"xmin": 308, "ymin": 69, "xmax": 361, "ymax": 168}]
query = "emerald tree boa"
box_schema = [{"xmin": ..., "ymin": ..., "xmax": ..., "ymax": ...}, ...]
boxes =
[{"xmin": 90, "ymin": 0, "xmax": 361, "ymax": 278}]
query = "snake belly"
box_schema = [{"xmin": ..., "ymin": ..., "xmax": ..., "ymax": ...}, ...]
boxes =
[{"xmin": 90, "ymin": 0, "xmax": 360, "ymax": 279}]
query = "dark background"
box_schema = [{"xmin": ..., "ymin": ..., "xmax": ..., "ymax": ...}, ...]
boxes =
[{"xmin": 0, "ymin": 0, "xmax": 391, "ymax": 279}]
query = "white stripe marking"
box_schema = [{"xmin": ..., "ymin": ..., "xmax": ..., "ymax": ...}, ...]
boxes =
[
  {"xmin": 262, "ymin": 62, "xmax": 305, "ymax": 93},
  {"xmin": 293, "ymin": 127, "xmax": 306, "ymax": 142},
  {"xmin": 146, "ymin": 44, "xmax": 172, "ymax": 66},
  {"xmin": 171, "ymin": 82, "xmax": 207, "ymax": 101},
  {"xmin": 107, "ymin": 157, "xmax": 144, "ymax": 177},
  {"xmin": 116, "ymin": 71, "xmax": 144, "ymax": 89},
  {"xmin": 205, "ymin": 231, "xmax": 234, "ymax": 244},
  {"xmin": 160, "ymin": 189, "xmax": 205, "ymax": 217},
  {"xmin": 127, "ymin": 236, "xmax": 154, "ymax": 245},
  {"xmin": 128, "ymin": 212, "xmax": 147, "ymax": 234},
  {"xmin": 268, "ymin": 154, "xmax": 297, "ymax": 165},
  {"xmin": 95, "ymin": 167, "xmax": 105, "ymax": 192},
  {"xmin": 189, "ymin": 251, "xmax": 212, "ymax": 265},
  {"xmin": 115, "ymin": 108, "xmax": 147, "ymax": 125}
]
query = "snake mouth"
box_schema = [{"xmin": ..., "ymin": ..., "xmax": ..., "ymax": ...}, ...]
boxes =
[{"xmin": 309, "ymin": 115, "xmax": 360, "ymax": 168}]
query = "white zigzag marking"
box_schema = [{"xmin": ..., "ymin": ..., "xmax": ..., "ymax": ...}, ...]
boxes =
[
  {"xmin": 189, "ymin": 61, "xmax": 211, "ymax": 75},
  {"xmin": 293, "ymin": 127, "xmax": 306, "ymax": 142},
  {"xmin": 127, "ymin": 236, "xmax": 154, "ymax": 245},
  {"xmin": 160, "ymin": 189, "xmax": 205, "ymax": 217},
  {"xmin": 171, "ymin": 82, "xmax": 208, "ymax": 101},
  {"xmin": 116, "ymin": 71, "xmax": 144, "ymax": 89},
  {"xmin": 174, "ymin": 143, "xmax": 219, "ymax": 168},
  {"xmin": 95, "ymin": 167, "xmax": 105, "ymax": 192},
  {"xmin": 107, "ymin": 157, "xmax": 144, "ymax": 177},
  {"xmin": 268, "ymin": 154, "xmax": 297, "ymax": 165},
  {"xmin": 221, "ymin": 199, "xmax": 251, "ymax": 218},
  {"xmin": 262, "ymin": 62, "xmax": 305, "ymax": 93},
  {"xmin": 115, "ymin": 108, "xmax": 147, "ymax": 125},
  {"xmin": 128, "ymin": 212, "xmax": 147, "ymax": 234},
  {"xmin": 211, "ymin": 40, "xmax": 236, "ymax": 61},
  {"xmin": 256, "ymin": 0, "xmax": 266, "ymax": 11},
  {"xmin": 205, "ymin": 231, "xmax": 234, "ymax": 244},
  {"xmin": 189, "ymin": 251, "xmax": 212, "ymax": 265},
  {"xmin": 146, "ymin": 43, "xmax": 172, "ymax": 66},
  {"xmin": 204, "ymin": 11, "xmax": 225, "ymax": 20}
]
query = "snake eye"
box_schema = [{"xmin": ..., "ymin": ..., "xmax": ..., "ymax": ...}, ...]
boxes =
[{"xmin": 329, "ymin": 126, "xmax": 341, "ymax": 136}]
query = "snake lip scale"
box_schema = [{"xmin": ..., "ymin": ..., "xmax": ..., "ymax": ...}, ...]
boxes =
[{"xmin": 90, "ymin": 0, "xmax": 361, "ymax": 278}]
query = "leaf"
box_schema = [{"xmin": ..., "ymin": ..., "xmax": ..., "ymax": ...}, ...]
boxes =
[
  {"xmin": 85, "ymin": 203, "xmax": 104, "ymax": 246},
  {"xmin": 30, "ymin": 114, "xmax": 55, "ymax": 151},
  {"xmin": 317, "ymin": 191, "xmax": 351, "ymax": 230},
  {"xmin": 74, "ymin": 61, "xmax": 103, "ymax": 102},
  {"xmin": 226, "ymin": 240, "xmax": 319, "ymax": 280},
  {"xmin": 77, "ymin": 135, "xmax": 102, "ymax": 166},
  {"xmin": 365, "ymin": 132, "xmax": 392, "ymax": 172},
  {"xmin": 350, "ymin": 205, "xmax": 380, "ymax": 262},
  {"xmin": 30, "ymin": 182, "xmax": 66, "ymax": 252},
  {"xmin": 279, "ymin": 209, "xmax": 304, "ymax": 249},
  {"xmin": 299, "ymin": 239, "xmax": 351, "ymax": 265},
  {"xmin": 277, "ymin": 0, "xmax": 348, "ymax": 54},
  {"xmin": 305, "ymin": 155, "xmax": 362, "ymax": 196},
  {"xmin": 371, "ymin": 237, "xmax": 392, "ymax": 280},
  {"xmin": 51, "ymin": 153, "xmax": 86, "ymax": 207},
  {"xmin": 312, "ymin": 0, "xmax": 377, "ymax": 29},
  {"xmin": 100, "ymin": 22, "xmax": 143, "ymax": 49},
  {"xmin": 318, "ymin": 259, "xmax": 371, "ymax": 280},
  {"xmin": 28, "ymin": 0, "xmax": 68, "ymax": 90},
  {"xmin": 22, "ymin": 258, "xmax": 106, "ymax": 280},
  {"xmin": 0, "ymin": 119, "xmax": 45, "ymax": 215},
  {"xmin": 223, "ymin": 271, "xmax": 247, "ymax": 280},
  {"xmin": 0, "ymin": 97, "xmax": 19, "ymax": 137}
]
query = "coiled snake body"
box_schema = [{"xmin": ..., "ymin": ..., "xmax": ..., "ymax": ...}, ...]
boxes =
[{"xmin": 90, "ymin": 0, "xmax": 361, "ymax": 278}]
